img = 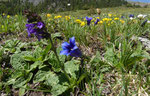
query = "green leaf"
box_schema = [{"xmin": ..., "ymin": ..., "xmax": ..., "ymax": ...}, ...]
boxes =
[
  {"xmin": 10, "ymin": 51, "xmax": 31, "ymax": 70},
  {"xmin": 45, "ymin": 71, "xmax": 69, "ymax": 96},
  {"xmin": 48, "ymin": 52, "xmax": 61, "ymax": 72},
  {"xmin": 3, "ymin": 39, "xmax": 20, "ymax": 53},
  {"xmin": 19, "ymin": 85, "xmax": 26, "ymax": 96},
  {"xmin": 33, "ymin": 47, "xmax": 43, "ymax": 59},
  {"xmin": 57, "ymin": 47, "xmax": 66, "ymax": 63},
  {"xmin": 13, "ymin": 77, "xmax": 27, "ymax": 88},
  {"xmin": 42, "ymin": 43, "xmax": 51, "ymax": 60},
  {"xmin": 29, "ymin": 61, "xmax": 43, "ymax": 71},
  {"xmin": 64, "ymin": 60, "xmax": 79, "ymax": 79},
  {"xmin": 5, "ymin": 85, "xmax": 11, "ymax": 94},
  {"xmin": 77, "ymin": 73, "xmax": 87, "ymax": 85},
  {"xmin": 7, "ymin": 71, "xmax": 22, "ymax": 85},
  {"xmin": 0, "ymin": 67, "xmax": 2, "ymax": 79},
  {"xmin": 0, "ymin": 82, "xmax": 3, "ymax": 90},
  {"xmin": 33, "ymin": 70, "xmax": 47, "ymax": 83},
  {"xmin": 104, "ymin": 47, "xmax": 118, "ymax": 66},
  {"xmin": 23, "ymin": 55, "xmax": 36, "ymax": 61},
  {"xmin": 14, "ymin": 73, "xmax": 33, "ymax": 88},
  {"xmin": 51, "ymin": 32, "xmax": 62, "ymax": 39},
  {"xmin": 45, "ymin": 71, "xmax": 59, "ymax": 86},
  {"xmin": 51, "ymin": 84, "xmax": 68, "ymax": 96}
]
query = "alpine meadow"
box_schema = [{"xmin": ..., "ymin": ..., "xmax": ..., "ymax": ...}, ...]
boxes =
[{"xmin": 0, "ymin": 0, "xmax": 150, "ymax": 96}]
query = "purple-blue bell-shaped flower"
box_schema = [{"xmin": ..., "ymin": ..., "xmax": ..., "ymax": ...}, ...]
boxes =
[
  {"xmin": 24, "ymin": 10, "xmax": 50, "ymax": 41},
  {"xmin": 141, "ymin": 20, "xmax": 147, "ymax": 27},
  {"xmin": 37, "ymin": 22, "xmax": 45, "ymax": 29},
  {"xmin": 26, "ymin": 23, "xmax": 37, "ymax": 37},
  {"xmin": 26, "ymin": 22, "xmax": 46, "ymax": 41},
  {"xmin": 94, "ymin": 18, "xmax": 100, "ymax": 25},
  {"xmin": 121, "ymin": 16, "xmax": 125, "ymax": 18},
  {"xmin": 86, "ymin": 16, "xmax": 93, "ymax": 25},
  {"xmin": 129, "ymin": 14, "xmax": 134, "ymax": 18},
  {"xmin": 60, "ymin": 37, "xmax": 82, "ymax": 57}
]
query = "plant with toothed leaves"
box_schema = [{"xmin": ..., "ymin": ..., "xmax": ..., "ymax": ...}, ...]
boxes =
[{"xmin": 5, "ymin": 11, "xmax": 90, "ymax": 96}]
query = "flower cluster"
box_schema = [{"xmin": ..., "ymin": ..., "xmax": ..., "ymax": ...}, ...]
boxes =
[
  {"xmin": 24, "ymin": 10, "xmax": 49, "ymax": 41},
  {"xmin": 54, "ymin": 15, "xmax": 62, "ymax": 19}
]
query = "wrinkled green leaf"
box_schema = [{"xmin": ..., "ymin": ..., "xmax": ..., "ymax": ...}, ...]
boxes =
[
  {"xmin": 51, "ymin": 84, "xmax": 68, "ymax": 96},
  {"xmin": 19, "ymin": 85, "xmax": 26, "ymax": 96},
  {"xmin": 29, "ymin": 61, "xmax": 43, "ymax": 71},
  {"xmin": 10, "ymin": 51, "xmax": 31, "ymax": 70},
  {"xmin": 64, "ymin": 60, "xmax": 79, "ymax": 79},
  {"xmin": 33, "ymin": 70, "xmax": 47, "ymax": 83},
  {"xmin": 23, "ymin": 55, "xmax": 36, "ymax": 61},
  {"xmin": 45, "ymin": 71, "xmax": 69, "ymax": 96},
  {"xmin": 104, "ymin": 47, "xmax": 118, "ymax": 66},
  {"xmin": 48, "ymin": 51, "xmax": 61, "ymax": 72},
  {"xmin": 51, "ymin": 32, "xmax": 62, "ymax": 39},
  {"xmin": 13, "ymin": 73, "xmax": 33, "ymax": 88}
]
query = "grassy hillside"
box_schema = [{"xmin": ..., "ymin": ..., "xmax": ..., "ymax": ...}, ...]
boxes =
[{"xmin": 54, "ymin": 7, "xmax": 150, "ymax": 17}]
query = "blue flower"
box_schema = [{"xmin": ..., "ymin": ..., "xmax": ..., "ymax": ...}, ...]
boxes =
[
  {"xmin": 26, "ymin": 22, "xmax": 46, "ymax": 41},
  {"xmin": 94, "ymin": 18, "xmax": 100, "ymax": 25},
  {"xmin": 141, "ymin": 20, "xmax": 147, "ymax": 27},
  {"xmin": 129, "ymin": 14, "xmax": 134, "ymax": 18},
  {"xmin": 37, "ymin": 22, "xmax": 45, "ymax": 29},
  {"xmin": 60, "ymin": 37, "xmax": 82, "ymax": 57},
  {"xmin": 121, "ymin": 16, "xmax": 125, "ymax": 18},
  {"xmin": 26, "ymin": 23, "xmax": 37, "ymax": 37},
  {"xmin": 86, "ymin": 16, "xmax": 93, "ymax": 25}
]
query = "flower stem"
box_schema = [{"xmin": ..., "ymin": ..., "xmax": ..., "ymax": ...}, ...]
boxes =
[{"xmin": 48, "ymin": 34, "xmax": 71, "ymax": 82}]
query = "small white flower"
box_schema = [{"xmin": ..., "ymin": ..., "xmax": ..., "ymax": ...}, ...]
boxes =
[
  {"xmin": 147, "ymin": 20, "xmax": 150, "ymax": 24},
  {"xmin": 130, "ymin": 17, "xmax": 134, "ymax": 20},
  {"xmin": 67, "ymin": 3, "xmax": 71, "ymax": 6},
  {"xmin": 137, "ymin": 14, "xmax": 147, "ymax": 19}
]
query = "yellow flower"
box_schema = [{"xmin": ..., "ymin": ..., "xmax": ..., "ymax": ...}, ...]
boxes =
[
  {"xmin": 120, "ymin": 20, "xmax": 125, "ymax": 24},
  {"xmin": 15, "ymin": 15, "xmax": 18, "ymax": 17},
  {"xmin": 98, "ymin": 21, "xmax": 103, "ymax": 24},
  {"xmin": 108, "ymin": 18, "xmax": 112, "ymax": 21},
  {"xmin": 75, "ymin": 19, "xmax": 82, "ymax": 24},
  {"xmin": 65, "ymin": 16, "xmax": 70, "ymax": 20},
  {"xmin": 2, "ymin": 13, "xmax": 5, "ymax": 16},
  {"xmin": 47, "ymin": 14, "xmax": 51, "ymax": 17},
  {"xmin": 7, "ymin": 15, "xmax": 10, "ymax": 19},
  {"xmin": 80, "ymin": 22, "xmax": 85, "ymax": 26},
  {"xmin": 96, "ymin": 17, "xmax": 100, "ymax": 19},
  {"xmin": 108, "ymin": 14, "xmax": 112, "ymax": 17},
  {"xmin": 111, "ymin": 21, "xmax": 114, "ymax": 24},
  {"xmin": 54, "ymin": 15, "xmax": 62, "ymax": 19},
  {"xmin": 102, "ymin": 18, "xmax": 108, "ymax": 21},
  {"xmin": 2, "ymin": 25, "xmax": 4, "ymax": 29},
  {"xmin": 113, "ymin": 14, "xmax": 117, "ymax": 17},
  {"xmin": 114, "ymin": 18, "xmax": 119, "ymax": 20},
  {"xmin": 91, "ymin": 18, "xmax": 95, "ymax": 22}
]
